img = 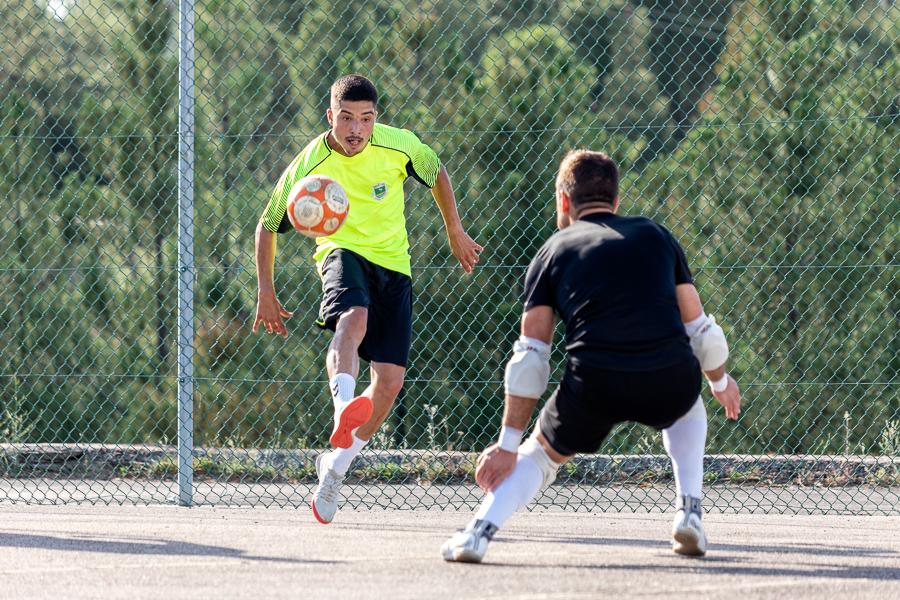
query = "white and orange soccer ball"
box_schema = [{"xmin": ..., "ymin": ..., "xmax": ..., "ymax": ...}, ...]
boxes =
[{"xmin": 286, "ymin": 175, "xmax": 349, "ymax": 238}]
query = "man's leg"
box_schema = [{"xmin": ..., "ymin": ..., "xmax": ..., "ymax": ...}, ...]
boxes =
[
  {"xmin": 326, "ymin": 307, "xmax": 366, "ymax": 380},
  {"xmin": 662, "ymin": 396, "xmax": 708, "ymax": 555},
  {"xmin": 442, "ymin": 431, "xmax": 568, "ymax": 563},
  {"xmin": 474, "ymin": 431, "xmax": 567, "ymax": 528},
  {"xmin": 316, "ymin": 250, "xmax": 374, "ymax": 449},
  {"xmin": 325, "ymin": 307, "xmax": 374, "ymax": 449},
  {"xmin": 313, "ymin": 258, "xmax": 410, "ymax": 524},
  {"xmin": 321, "ymin": 360, "xmax": 405, "ymax": 476},
  {"xmin": 443, "ymin": 372, "xmax": 603, "ymax": 563},
  {"xmin": 312, "ymin": 306, "xmax": 373, "ymax": 524},
  {"xmin": 326, "ymin": 260, "xmax": 410, "ymax": 460},
  {"xmin": 313, "ymin": 361, "xmax": 405, "ymax": 524},
  {"xmin": 356, "ymin": 361, "xmax": 405, "ymax": 438}
]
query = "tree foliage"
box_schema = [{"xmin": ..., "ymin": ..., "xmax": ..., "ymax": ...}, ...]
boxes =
[{"xmin": 0, "ymin": 0, "xmax": 896, "ymax": 454}]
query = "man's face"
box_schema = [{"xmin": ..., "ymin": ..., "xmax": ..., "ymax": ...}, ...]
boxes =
[{"xmin": 327, "ymin": 100, "xmax": 377, "ymax": 156}]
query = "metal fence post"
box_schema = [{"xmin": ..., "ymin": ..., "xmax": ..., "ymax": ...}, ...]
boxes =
[{"xmin": 177, "ymin": 0, "xmax": 196, "ymax": 507}]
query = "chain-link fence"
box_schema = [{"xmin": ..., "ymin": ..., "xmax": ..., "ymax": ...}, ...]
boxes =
[{"xmin": 0, "ymin": 0, "xmax": 897, "ymax": 513}]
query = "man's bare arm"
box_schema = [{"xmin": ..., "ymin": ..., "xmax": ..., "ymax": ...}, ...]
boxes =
[
  {"xmin": 476, "ymin": 306, "xmax": 555, "ymax": 491},
  {"xmin": 253, "ymin": 223, "xmax": 293, "ymax": 337},
  {"xmin": 256, "ymin": 223, "xmax": 276, "ymax": 294},
  {"xmin": 431, "ymin": 165, "xmax": 483, "ymax": 273},
  {"xmin": 501, "ymin": 306, "xmax": 555, "ymax": 429},
  {"xmin": 676, "ymin": 283, "xmax": 741, "ymax": 420},
  {"xmin": 675, "ymin": 283, "xmax": 704, "ymax": 322}
]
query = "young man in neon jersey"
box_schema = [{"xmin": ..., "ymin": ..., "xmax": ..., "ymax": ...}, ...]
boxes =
[{"xmin": 254, "ymin": 74, "xmax": 482, "ymax": 524}]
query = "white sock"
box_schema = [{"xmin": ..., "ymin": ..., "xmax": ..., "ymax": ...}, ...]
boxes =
[
  {"xmin": 322, "ymin": 434, "xmax": 368, "ymax": 476},
  {"xmin": 472, "ymin": 454, "xmax": 545, "ymax": 529},
  {"xmin": 662, "ymin": 396, "xmax": 707, "ymax": 498},
  {"xmin": 330, "ymin": 373, "xmax": 356, "ymax": 406}
]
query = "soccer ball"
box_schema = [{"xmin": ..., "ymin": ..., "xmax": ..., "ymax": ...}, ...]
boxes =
[{"xmin": 286, "ymin": 175, "xmax": 350, "ymax": 238}]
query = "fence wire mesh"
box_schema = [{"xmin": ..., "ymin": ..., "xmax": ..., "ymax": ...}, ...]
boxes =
[{"xmin": 0, "ymin": 0, "xmax": 897, "ymax": 513}]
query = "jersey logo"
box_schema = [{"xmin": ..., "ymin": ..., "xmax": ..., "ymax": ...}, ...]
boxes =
[{"xmin": 372, "ymin": 182, "xmax": 387, "ymax": 200}]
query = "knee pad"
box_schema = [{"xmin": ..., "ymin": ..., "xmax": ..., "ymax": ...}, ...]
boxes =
[{"xmin": 519, "ymin": 434, "xmax": 559, "ymax": 491}]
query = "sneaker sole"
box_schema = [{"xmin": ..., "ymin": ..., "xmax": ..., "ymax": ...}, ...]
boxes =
[
  {"xmin": 330, "ymin": 396, "xmax": 373, "ymax": 449},
  {"xmin": 673, "ymin": 527, "xmax": 706, "ymax": 556},
  {"xmin": 451, "ymin": 548, "xmax": 485, "ymax": 563},
  {"xmin": 311, "ymin": 499, "xmax": 332, "ymax": 525},
  {"xmin": 441, "ymin": 545, "xmax": 484, "ymax": 563}
]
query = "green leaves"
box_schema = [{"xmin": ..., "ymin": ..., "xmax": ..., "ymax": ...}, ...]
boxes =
[{"xmin": 0, "ymin": 0, "xmax": 895, "ymax": 459}]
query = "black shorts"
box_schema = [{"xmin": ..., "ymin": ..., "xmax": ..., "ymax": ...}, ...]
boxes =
[
  {"xmin": 316, "ymin": 248, "xmax": 413, "ymax": 367},
  {"xmin": 538, "ymin": 357, "xmax": 702, "ymax": 456}
]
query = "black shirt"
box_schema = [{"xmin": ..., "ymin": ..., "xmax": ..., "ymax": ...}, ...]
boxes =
[{"xmin": 523, "ymin": 212, "xmax": 695, "ymax": 371}]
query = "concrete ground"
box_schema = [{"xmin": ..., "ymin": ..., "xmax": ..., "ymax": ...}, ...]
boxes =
[{"xmin": 1, "ymin": 504, "xmax": 898, "ymax": 600}]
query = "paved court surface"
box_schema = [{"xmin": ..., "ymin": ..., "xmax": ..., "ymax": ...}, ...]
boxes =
[{"xmin": 1, "ymin": 504, "xmax": 898, "ymax": 599}]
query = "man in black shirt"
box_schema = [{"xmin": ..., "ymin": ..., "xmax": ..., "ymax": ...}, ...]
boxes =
[{"xmin": 442, "ymin": 150, "xmax": 741, "ymax": 563}]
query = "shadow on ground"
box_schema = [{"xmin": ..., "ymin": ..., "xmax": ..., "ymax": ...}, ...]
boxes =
[
  {"xmin": 0, "ymin": 532, "xmax": 333, "ymax": 565},
  {"xmin": 475, "ymin": 535, "xmax": 900, "ymax": 582}
]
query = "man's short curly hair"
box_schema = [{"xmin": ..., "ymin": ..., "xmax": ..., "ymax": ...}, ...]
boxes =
[{"xmin": 330, "ymin": 74, "xmax": 378, "ymax": 107}]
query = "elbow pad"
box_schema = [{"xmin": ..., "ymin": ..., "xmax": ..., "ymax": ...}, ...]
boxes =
[
  {"xmin": 689, "ymin": 314, "xmax": 729, "ymax": 371},
  {"xmin": 504, "ymin": 336, "xmax": 551, "ymax": 399}
]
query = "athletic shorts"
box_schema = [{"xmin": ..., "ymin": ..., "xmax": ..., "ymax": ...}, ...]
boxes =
[
  {"xmin": 316, "ymin": 248, "xmax": 413, "ymax": 367},
  {"xmin": 538, "ymin": 357, "xmax": 702, "ymax": 456}
]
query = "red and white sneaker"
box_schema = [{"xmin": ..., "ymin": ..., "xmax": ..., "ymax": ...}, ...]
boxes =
[{"xmin": 329, "ymin": 395, "xmax": 373, "ymax": 449}]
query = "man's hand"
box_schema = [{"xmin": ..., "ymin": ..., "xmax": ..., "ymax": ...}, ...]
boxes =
[
  {"xmin": 475, "ymin": 443, "xmax": 517, "ymax": 492},
  {"xmin": 253, "ymin": 292, "xmax": 294, "ymax": 338},
  {"xmin": 448, "ymin": 228, "xmax": 483, "ymax": 273},
  {"xmin": 713, "ymin": 375, "xmax": 741, "ymax": 420}
]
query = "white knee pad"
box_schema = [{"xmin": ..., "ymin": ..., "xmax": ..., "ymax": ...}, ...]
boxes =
[{"xmin": 518, "ymin": 434, "xmax": 559, "ymax": 491}]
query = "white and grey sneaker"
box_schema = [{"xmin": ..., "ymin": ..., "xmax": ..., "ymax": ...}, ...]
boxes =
[
  {"xmin": 311, "ymin": 454, "xmax": 344, "ymax": 524},
  {"xmin": 441, "ymin": 519, "xmax": 498, "ymax": 563},
  {"xmin": 672, "ymin": 495, "xmax": 707, "ymax": 556}
]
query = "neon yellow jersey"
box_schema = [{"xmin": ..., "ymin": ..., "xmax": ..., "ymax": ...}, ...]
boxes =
[{"xmin": 259, "ymin": 123, "xmax": 441, "ymax": 277}]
